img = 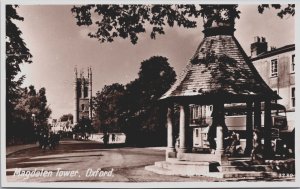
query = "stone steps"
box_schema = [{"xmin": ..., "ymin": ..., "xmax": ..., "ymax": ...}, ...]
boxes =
[
  {"xmin": 145, "ymin": 165, "xmax": 174, "ymax": 176},
  {"xmin": 214, "ymin": 157, "xmax": 278, "ymax": 178},
  {"xmin": 145, "ymin": 156, "xmax": 280, "ymax": 179},
  {"xmin": 221, "ymin": 171, "xmax": 277, "ymax": 178},
  {"xmin": 152, "ymin": 161, "xmax": 210, "ymax": 176},
  {"xmin": 219, "ymin": 164, "xmax": 273, "ymax": 172}
]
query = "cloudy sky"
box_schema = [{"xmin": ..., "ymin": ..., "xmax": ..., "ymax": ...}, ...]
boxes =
[{"xmin": 15, "ymin": 4, "xmax": 295, "ymax": 119}]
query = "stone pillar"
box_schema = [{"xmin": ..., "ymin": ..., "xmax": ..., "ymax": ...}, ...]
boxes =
[
  {"xmin": 264, "ymin": 100, "xmax": 272, "ymax": 159},
  {"xmin": 215, "ymin": 126, "xmax": 224, "ymax": 155},
  {"xmin": 254, "ymin": 101, "xmax": 261, "ymax": 129},
  {"xmin": 166, "ymin": 105, "xmax": 175, "ymax": 157},
  {"xmin": 245, "ymin": 101, "xmax": 253, "ymax": 156},
  {"xmin": 178, "ymin": 104, "xmax": 188, "ymax": 153}
]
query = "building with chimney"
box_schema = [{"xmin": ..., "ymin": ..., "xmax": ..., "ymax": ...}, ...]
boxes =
[
  {"xmin": 250, "ymin": 37, "xmax": 295, "ymax": 146},
  {"xmin": 74, "ymin": 67, "xmax": 93, "ymax": 125}
]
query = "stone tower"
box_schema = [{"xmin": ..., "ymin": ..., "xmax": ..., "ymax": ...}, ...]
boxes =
[{"xmin": 74, "ymin": 67, "xmax": 93, "ymax": 125}]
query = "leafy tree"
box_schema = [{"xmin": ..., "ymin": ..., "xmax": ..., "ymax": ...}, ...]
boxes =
[
  {"xmin": 6, "ymin": 5, "xmax": 32, "ymax": 142},
  {"xmin": 60, "ymin": 113, "xmax": 73, "ymax": 123},
  {"xmin": 73, "ymin": 117, "xmax": 93, "ymax": 135},
  {"xmin": 71, "ymin": 4, "xmax": 294, "ymax": 44},
  {"xmin": 93, "ymin": 83, "xmax": 126, "ymax": 133},
  {"xmin": 15, "ymin": 86, "xmax": 52, "ymax": 124},
  {"xmin": 91, "ymin": 56, "xmax": 176, "ymax": 145},
  {"xmin": 121, "ymin": 56, "xmax": 176, "ymax": 145},
  {"xmin": 257, "ymin": 4, "xmax": 295, "ymax": 18},
  {"xmin": 12, "ymin": 85, "xmax": 52, "ymax": 143},
  {"xmin": 36, "ymin": 87, "xmax": 52, "ymax": 125}
]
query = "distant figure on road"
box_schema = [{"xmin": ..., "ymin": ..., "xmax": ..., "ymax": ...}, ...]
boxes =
[
  {"xmin": 102, "ymin": 133, "xmax": 109, "ymax": 146},
  {"xmin": 112, "ymin": 133, "xmax": 116, "ymax": 142}
]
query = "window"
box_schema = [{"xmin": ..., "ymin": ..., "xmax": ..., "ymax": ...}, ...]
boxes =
[
  {"xmin": 271, "ymin": 59, "xmax": 278, "ymax": 77},
  {"xmin": 196, "ymin": 129, "xmax": 199, "ymax": 138},
  {"xmin": 291, "ymin": 87, "xmax": 295, "ymax": 108},
  {"xmin": 291, "ymin": 54, "xmax": 295, "ymax": 73}
]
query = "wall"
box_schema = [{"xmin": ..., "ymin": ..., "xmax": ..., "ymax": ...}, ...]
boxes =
[{"xmin": 252, "ymin": 50, "xmax": 295, "ymax": 130}]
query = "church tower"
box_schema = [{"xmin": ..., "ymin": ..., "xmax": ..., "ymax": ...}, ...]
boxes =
[{"xmin": 74, "ymin": 67, "xmax": 93, "ymax": 125}]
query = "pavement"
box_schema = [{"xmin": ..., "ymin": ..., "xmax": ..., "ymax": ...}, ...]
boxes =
[
  {"xmin": 6, "ymin": 143, "xmax": 38, "ymax": 156},
  {"xmin": 5, "ymin": 139, "xmax": 221, "ymax": 182}
]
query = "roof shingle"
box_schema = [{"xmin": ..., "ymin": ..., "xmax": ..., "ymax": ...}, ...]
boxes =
[{"xmin": 160, "ymin": 35, "xmax": 278, "ymax": 102}]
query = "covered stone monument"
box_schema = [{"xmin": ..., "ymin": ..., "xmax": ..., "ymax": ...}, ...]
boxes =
[{"xmin": 145, "ymin": 5, "xmax": 280, "ymax": 178}]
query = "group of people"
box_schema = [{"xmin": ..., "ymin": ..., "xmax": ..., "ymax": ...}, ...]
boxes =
[
  {"xmin": 101, "ymin": 133, "xmax": 117, "ymax": 146},
  {"xmin": 224, "ymin": 129, "xmax": 293, "ymax": 160},
  {"xmin": 37, "ymin": 131, "xmax": 60, "ymax": 151},
  {"xmin": 224, "ymin": 131, "xmax": 243, "ymax": 157}
]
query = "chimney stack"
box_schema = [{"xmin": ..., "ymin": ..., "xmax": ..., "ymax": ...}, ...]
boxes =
[{"xmin": 250, "ymin": 36, "xmax": 268, "ymax": 57}]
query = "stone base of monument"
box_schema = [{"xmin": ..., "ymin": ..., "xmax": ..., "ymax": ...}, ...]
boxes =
[{"xmin": 145, "ymin": 154, "xmax": 279, "ymax": 179}]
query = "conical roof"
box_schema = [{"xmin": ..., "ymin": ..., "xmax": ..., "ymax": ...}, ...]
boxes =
[{"xmin": 161, "ymin": 6, "xmax": 278, "ymax": 103}]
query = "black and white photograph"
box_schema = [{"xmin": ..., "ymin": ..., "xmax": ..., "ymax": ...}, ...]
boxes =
[{"xmin": 1, "ymin": 1, "xmax": 299, "ymax": 188}]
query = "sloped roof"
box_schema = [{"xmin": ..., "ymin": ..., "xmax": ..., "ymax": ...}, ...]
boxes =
[
  {"xmin": 160, "ymin": 34, "xmax": 279, "ymax": 103},
  {"xmin": 251, "ymin": 44, "xmax": 295, "ymax": 61}
]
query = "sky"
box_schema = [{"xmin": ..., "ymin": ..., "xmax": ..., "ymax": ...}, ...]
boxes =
[{"xmin": 14, "ymin": 5, "xmax": 295, "ymax": 119}]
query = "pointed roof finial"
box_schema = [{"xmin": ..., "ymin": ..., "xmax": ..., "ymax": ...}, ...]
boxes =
[{"xmin": 74, "ymin": 66, "xmax": 78, "ymax": 78}]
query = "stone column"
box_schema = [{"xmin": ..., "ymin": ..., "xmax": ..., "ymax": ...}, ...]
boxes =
[
  {"xmin": 264, "ymin": 100, "xmax": 272, "ymax": 159},
  {"xmin": 166, "ymin": 105, "xmax": 175, "ymax": 155},
  {"xmin": 212, "ymin": 103, "xmax": 226, "ymax": 155},
  {"xmin": 178, "ymin": 104, "xmax": 188, "ymax": 153},
  {"xmin": 215, "ymin": 126, "xmax": 224, "ymax": 155},
  {"xmin": 254, "ymin": 101, "xmax": 261, "ymax": 129},
  {"xmin": 245, "ymin": 101, "xmax": 253, "ymax": 155}
]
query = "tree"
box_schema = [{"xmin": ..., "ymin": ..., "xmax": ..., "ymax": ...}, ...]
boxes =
[
  {"xmin": 12, "ymin": 85, "xmax": 52, "ymax": 143},
  {"xmin": 121, "ymin": 56, "xmax": 176, "ymax": 145},
  {"xmin": 60, "ymin": 113, "xmax": 73, "ymax": 123},
  {"xmin": 73, "ymin": 117, "xmax": 93, "ymax": 136},
  {"xmin": 257, "ymin": 4, "xmax": 295, "ymax": 18},
  {"xmin": 71, "ymin": 4, "xmax": 294, "ymax": 44},
  {"xmin": 91, "ymin": 56, "xmax": 176, "ymax": 145},
  {"xmin": 6, "ymin": 5, "xmax": 32, "ymax": 142},
  {"xmin": 93, "ymin": 83, "xmax": 126, "ymax": 133}
]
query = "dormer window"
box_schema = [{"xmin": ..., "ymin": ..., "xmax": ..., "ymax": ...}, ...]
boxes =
[{"xmin": 271, "ymin": 59, "xmax": 278, "ymax": 77}]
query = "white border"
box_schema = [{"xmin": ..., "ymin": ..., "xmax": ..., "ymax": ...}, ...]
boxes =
[{"xmin": 1, "ymin": 0, "xmax": 299, "ymax": 188}]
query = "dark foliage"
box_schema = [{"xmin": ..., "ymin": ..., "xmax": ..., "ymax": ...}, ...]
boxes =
[
  {"xmin": 92, "ymin": 56, "xmax": 176, "ymax": 146},
  {"xmin": 71, "ymin": 4, "xmax": 293, "ymax": 44},
  {"xmin": 258, "ymin": 4, "xmax": 295, "ymax": 18},
  {"xmin": 6, "ymin": 5, "xmax": 33, "ymax": 143}
]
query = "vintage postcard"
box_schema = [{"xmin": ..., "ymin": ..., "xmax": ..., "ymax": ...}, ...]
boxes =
[{"xmin": 1, "ymin": 0, "xmax": 299, "ymax": 188}]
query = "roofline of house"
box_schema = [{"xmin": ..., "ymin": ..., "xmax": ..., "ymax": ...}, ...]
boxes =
[{"xmin": 251, "ymin": 44, "xmax": 295, "ymax": 61}]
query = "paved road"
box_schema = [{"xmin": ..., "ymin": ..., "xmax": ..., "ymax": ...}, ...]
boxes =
[
  {"xmin": 6, "ymin": 140, "xmax": 293, "ymax": 183},
  {"xmin": 6, "ymin": 139, "xmax": 219, "ymax": 182}
]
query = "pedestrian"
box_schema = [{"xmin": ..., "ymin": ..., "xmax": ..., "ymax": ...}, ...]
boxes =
[
  {"xmin": 225, "ymin": 132, "xmax": 242, "ymax": 156},
  {"xmin": 101, "ymin": 132, "xmax": 109, "ymax": 146},
  {"xmin": 112, "ymin": 133, "xmax": 116, "ymax": 142},
  {"xmin": 251, "ymin": 129, "xmax": 263, "ymax": 161}
]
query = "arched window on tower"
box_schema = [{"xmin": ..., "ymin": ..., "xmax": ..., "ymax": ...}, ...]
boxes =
[
  {"xmin": 81, "ymin": 104, "xmax": 85, "ymax": 111},
  {"xmin": 84, "ymin": 86, "xmax": 88, "ymax": 97},
  {"xmin": 77, "ymin": 82, "xmax": 81, "ymax": 98}
]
